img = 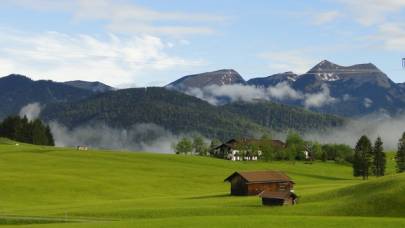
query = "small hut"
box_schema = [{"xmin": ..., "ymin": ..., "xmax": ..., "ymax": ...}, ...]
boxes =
[
  {"xmin": 259, "ymin": 190, "xmax": 298, "ymax": 206},
  {"xmin": 224, "ymin": 171, "xmax": 294, "ymax": 196}
]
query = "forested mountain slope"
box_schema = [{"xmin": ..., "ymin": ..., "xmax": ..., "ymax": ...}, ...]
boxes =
[{"xmin": 41, "ymin": 87, "xmax": 344, "ymax": 139}]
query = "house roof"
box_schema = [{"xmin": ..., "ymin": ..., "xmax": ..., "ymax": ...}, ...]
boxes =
[
  {"xmin": 224, "ymin": 171, "xmax": 294, "ymax": 183},
  {"xmin": 215, "ymin": 139, "xmax": 286, "ymax": 150},
  {"xmin": 259, "ymin": 190, "xmax": 297, "ymax": 199}
]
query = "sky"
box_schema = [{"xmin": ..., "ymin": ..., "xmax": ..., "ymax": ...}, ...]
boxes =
[{"xmin": 0, "ymin": 0, "xmax": 405, "ymax": 87}]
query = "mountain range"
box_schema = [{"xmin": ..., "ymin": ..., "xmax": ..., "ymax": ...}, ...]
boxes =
[
  {"xmin": 0, "ymin": 59, "xmax": 401, "ymax": 141},
  {"xmin": 0, "ymin": 74, "xmax": 344, "ymax": 140},
  {"xmin": 167, "ymin": 60, "xmax": 405, "ymax": 116}
]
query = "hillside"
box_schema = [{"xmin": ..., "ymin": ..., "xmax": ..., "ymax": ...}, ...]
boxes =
[
  {"xmin": 41, "ymin": 87, "xmax": 267, "ymax": 140},
  {"xmin": 40, "ymin": 87, "xmax": 344, "ymax": 141},
  {"xmin": 224, "ymin": 101, "xmax": 344, "ymax": 132},
  {"xmin": 0, "ymin": 142, "xmax": 404, "ymax": 227},
  {"xmin": 63, "ymin": 80, "xmax": 114, "ymax": 93},
  {"xmin": 0, "ymin": 74, "xmax": 94, "ymax": 120}
]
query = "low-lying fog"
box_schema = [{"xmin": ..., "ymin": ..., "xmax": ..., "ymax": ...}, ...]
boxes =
[{"xmin": 19, "ymin": 101, "xmax": 405, "ymax": 153}]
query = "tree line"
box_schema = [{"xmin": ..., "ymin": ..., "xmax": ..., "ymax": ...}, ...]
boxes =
[
  {"xmin": 173, "ymin": 132, "xmax": 354, "ymax": 163},
  {"xmin": 0, "ymin": 116, "xmax": 54, "ymax": 146}
]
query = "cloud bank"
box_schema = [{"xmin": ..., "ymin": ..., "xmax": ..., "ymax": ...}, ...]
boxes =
[
  {"xmin": 185, "ymin": 82, "xmax": 337, "ymax": 108},
  {"xmin": 4, "ymin": 0, "xmax": 224, "ymax": 36},
  {"xmin": 0, "ymin": 30, "xmax": 202, "ymax": 87},
  {"xmin": 49, "ymin": 122, "xmax": 181, "ymax": 153},
  {"xmin": 306, "ymin": 114, "xmax": 405, "ymax": 150}
]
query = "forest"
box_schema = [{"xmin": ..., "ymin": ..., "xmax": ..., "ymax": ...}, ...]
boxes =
[
  {"xmin": 41, "ymin": 87, "xmax": 345, "ymax": 141},
  {"xmin": 0, "ymin": 116, "xmax": 54, "ymax": 146}
]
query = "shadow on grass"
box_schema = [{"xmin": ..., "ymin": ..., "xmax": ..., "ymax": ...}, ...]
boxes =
[
  {"xmin": 291, "ymin": 172, "xmax": 352, "ymax": 181},
  {"xmin": 0, "ymin": 217, "xmax": 72, "ymax": 225},
  {"xmin": 185, "ymin": 194, "xmax": 231, "ymax": 200}
]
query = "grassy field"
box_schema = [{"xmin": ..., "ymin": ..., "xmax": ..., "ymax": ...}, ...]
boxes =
[{"xmin": 0, "ymin": 138, "xmax": 404, "ymax": 227}]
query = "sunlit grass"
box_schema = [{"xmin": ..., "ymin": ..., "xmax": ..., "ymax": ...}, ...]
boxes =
[{"xmin": 0, "ymin": 139, "xmax": 404, "ymax": 227}]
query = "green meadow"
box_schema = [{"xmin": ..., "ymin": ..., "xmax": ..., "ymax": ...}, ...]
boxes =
[{"xmin": 0, "ymin": 138, "xmax": 404, "ymax": 227}]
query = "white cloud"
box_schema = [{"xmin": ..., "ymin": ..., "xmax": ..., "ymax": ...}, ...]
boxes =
[
  {"xmin": 19, "ymin": 102, "xmax": 42, "ymax": 121},
  {"xmin": 374, "ymin": 22, "xmax": 405, "ymax": 51},
  {"xmin": 186, "ymin": 84, "xmax": 270, "ymax": 105},
  {"xmin": 364, "ymin": 98, "xmax": 373, "ymax": 108},
  {"xmin": 337, "ymin": 0, "xmax": 405, "ymax": 26},
  {"xmin": 2, "ymin": 0, "xmax": 73, "ymax": 11},
  {"xmin": 184, "ymin": 83, "xmax": 337, "ymax": 109},
  {"xmin": 313, "ymin": 11, "xmax": 341, "ymax": 25},
  {"xmin": 0, "ymin": 29, "xmax": 203, "ymax": 86},
  {"xmin": 4, "ymin": 0, "xmax": 224, "ymax": 36},
  {"xmin": 260, "ymin": 51, "xmax": 316, "ymax": 74},
  {"xmin": 304, "ymin": 84, "xmax": 337, "ymax": 108},
  {"xmin": 330, "ymin": 0, "xmax": 405, "ymax": 52},
  {"xmin": 267, "ymin": 82, "xmax": 301, "ymax": 100}
]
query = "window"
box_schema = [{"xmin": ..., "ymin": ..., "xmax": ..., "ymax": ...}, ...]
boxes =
[{"xmin": 279, "ymin": 183, "xmax": 288, "ymax": 191}]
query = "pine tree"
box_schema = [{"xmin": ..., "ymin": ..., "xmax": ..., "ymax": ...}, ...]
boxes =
[
  {"xmin": 396, "ymin": 132, "xmax": 405, "ymax": 173},
  {"xmin": 372, "ymin": 137, "xmax": 386, "ymax": 177},
  {"xmin": 353, "ymin": 135, "xmax": 373, "ymax": 180},
  {"xmin": 45, "ymin": 126, "xmax": 55, "ymax": 146},
  {"xmin": 32, "ymin": 119, "xmax": 44, "ymax": 145}
]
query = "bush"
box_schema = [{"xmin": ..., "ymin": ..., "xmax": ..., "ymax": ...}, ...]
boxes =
[{"xmin": 322, "ymin": 144, "xmax": 353, "ymax": 163}]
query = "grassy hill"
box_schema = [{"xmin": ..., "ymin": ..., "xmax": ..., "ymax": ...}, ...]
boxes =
[{"xmin": 0, "ymin": 139, "xmax": 404, "ymax": 227}]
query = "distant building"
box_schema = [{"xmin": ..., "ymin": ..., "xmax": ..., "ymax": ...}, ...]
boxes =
[
  {"xmin": 212, "ymin": 139, "xmax": 286, "ymax": 161},
  {"xmin": 224, "ymin": 170, "xmax": 294, "ymax": 196},
  {"xmin": 77, "ymin": 146, "xmax": 89, "ymax": 151}
]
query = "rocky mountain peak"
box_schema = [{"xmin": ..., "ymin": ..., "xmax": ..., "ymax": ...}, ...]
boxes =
[
  {"xmin": 64, "ymin": 80, "xmax": 114, "ymax": 93},
  {"xmin": 166, "ymin": 69, "xmax": 245, "ymax": 90},
  {"xmin": 308, "ymin": 60, "xmax": 342, "ymax": 73}
]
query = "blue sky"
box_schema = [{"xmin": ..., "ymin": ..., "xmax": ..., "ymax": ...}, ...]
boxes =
[{"xmin": 0, "ymin": 0, "xmax": 404, "ymax": 87}]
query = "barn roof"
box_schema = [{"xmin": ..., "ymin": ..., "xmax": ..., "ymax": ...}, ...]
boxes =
[
  {"xmin": 224, "ymin": 171, "xmax": 294, "ymax": 183},
  {"xmin": 259, "ymin": 190, "xmax": 297, "ymax": 199}
]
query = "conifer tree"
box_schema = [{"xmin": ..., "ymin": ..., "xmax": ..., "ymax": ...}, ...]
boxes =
[
  {"xmin": 396, "ymin": 132, "xmax": 405, "ymax": 173},
  {"xmin": 372, "ymin": 137, "xmax": 385, "ymax": 177},
  {"xmin": 353, "ymin": 135, "xmax": 373, "ymax": 180},
  {"xmin": 45, "ymin": 126, "xmax": 55, "ymax": 146}
]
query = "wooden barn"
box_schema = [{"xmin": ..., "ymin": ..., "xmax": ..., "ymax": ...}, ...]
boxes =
[
  {"xmin": 259, "ymin": 190, "xmax": 297, "ymax": 206},
  {"xmin": 224, "ymin": 171, "xmax": 294, "ymax": 196}
]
